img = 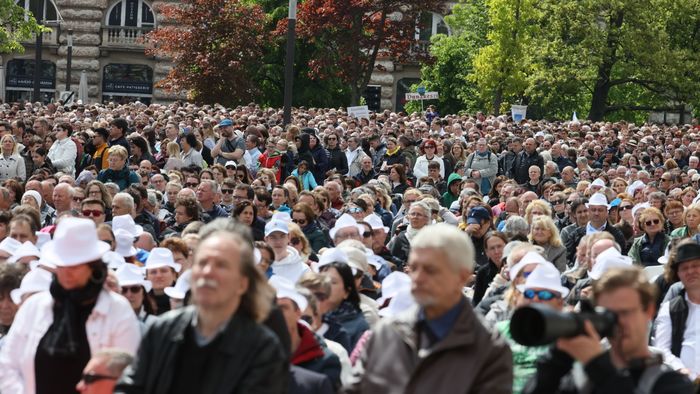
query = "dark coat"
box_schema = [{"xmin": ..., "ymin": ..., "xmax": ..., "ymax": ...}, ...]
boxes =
[
  {"xmin": 97, "ymin": 166, "xmax": 140, "ymax": 191},
  {"xmin": 327, "ymin": 146, "xmax": 349, "ymax": 175},
  {"xmin": 511, "ymin": 150, "xmax": 544, "ymax": 185},
  {"xmin": 565, "ymin": 223, "xmax": 628, "ymax": 264},
  {"xmin": 115, "ymin": 306, "xmax": 288, "ymax": 394},
  {"xmin": 288, "ymin": 366, "xmax": 334, "ymax": 394}
]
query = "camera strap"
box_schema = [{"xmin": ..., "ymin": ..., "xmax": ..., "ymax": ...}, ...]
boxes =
[{"xmin": 630, "ymin": 354, "xmax": 670, "ymax": 394}]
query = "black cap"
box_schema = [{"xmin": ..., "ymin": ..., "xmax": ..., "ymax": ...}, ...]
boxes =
[{"xmin": 673, "ymin": 242, "xmax": 700, "ymax": 266}]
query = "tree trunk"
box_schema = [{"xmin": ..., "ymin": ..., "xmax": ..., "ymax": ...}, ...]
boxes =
[
  {"xmin": 492, "ymin": 87, "xmax": 503, "ymax": 115},
  {"xmin": 587, "ymin": 10, "xmax": 624, "ymax": 122}
]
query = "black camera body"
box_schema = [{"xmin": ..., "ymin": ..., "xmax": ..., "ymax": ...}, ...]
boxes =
[{"xmin": 510, "ymin": 303, "xmax": 617, "ymax": 347}]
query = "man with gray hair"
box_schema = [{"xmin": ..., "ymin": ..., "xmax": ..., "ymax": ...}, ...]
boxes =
[
  {"xmin": 111, "ymin": 192, "xmax": 135, "ymax": 217},
  {"xmin": 346, "ymin": 224, "xmax": 512, "ymax": 393},
  {"xmin": 76, "ymin": 349, "xmax": 134, "ymax": 393}
]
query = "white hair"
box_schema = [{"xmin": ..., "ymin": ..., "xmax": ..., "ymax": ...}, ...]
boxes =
[
  {"xmin": 113, "ymin": 192, "xmax": 135, "ymax": 211},
  {"xmin": 411, "ymin": 223, "xmax": 475, "ymax": 272}
]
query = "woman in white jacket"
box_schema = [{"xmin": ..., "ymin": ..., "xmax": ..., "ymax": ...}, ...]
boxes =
[
  {"xmin": 0, "ymin": 218, "xmax": 140, "ymax": 394},
  {"xmin": 47, "ymin": 122, "xmax": 77, "ymax": 176},
  {"xmin": 412, "ymin": 139, "xmax": 444, "ymax": 180}
]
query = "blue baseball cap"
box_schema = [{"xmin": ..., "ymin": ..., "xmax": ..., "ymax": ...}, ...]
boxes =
[
  {"xmin": 467, "ymin": 206, "xmax": 492, "ymax": 225},
  {"xmin": 218, "ymin": 119, "xmax": 233, "ymax": 127}
]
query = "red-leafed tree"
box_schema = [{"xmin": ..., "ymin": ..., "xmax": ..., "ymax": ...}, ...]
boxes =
[
  {"xmin": 147, "ymin": 0, "xmax": 268, "ymax": 106},
  {"xmin": 285, "ymin": 0, "xmax": 444, "ymax": 105}
]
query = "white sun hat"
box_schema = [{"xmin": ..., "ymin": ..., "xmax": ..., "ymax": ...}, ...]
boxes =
[
  {"xmin": 509, "ymin": 250, "xmax": 549, "ymax": 280},
  {"xmin": 114, "ymin": 228, "xmax": 137, "ymax": 258},
  {"xmin": 379, "ymin": 288, "xmax": 416, "ymax": 317},
  {"xmin": 8, "ymin": 241, "xmax": 41, "ymax": 264},
  {"xmin": 143, "ymin": 247, "xmax": 182, "ymax": 273},
  {"xmin": 35, "ymin": 232, "xmax": 52, "ymax": 250},
  {"xmin": 10, "ymin": 267, "xmax": 52, "ymax": 305},
  {"xmin": 41, "ymin": 218, "xmax": 111, "ymax": 267},
  {"xmin": 0, "ymin": 237, "xmax": 22, "ymax": 257},
  {"xmin": 329, "ymin": 214, "xmax": 365, "ymax": 240},
  {"xmin": 516, "ymin": 262, "xmax": 570, "ymax": 298},
  {"xmin": 115, "ymin": 263, "xmax": 152, "ymax": 293},
  {"xmin": 586, "ymin": 193, "xmax": 610, "ymax": 209},
  {"xmin": 112, "ymin": 215, "xmax": 144, "ymax": 237},
  {"xmin": 314, "ymin": 247, "xmax": 349, "ymax": 272},
  {"xmin": 164, "ymin": 269, "xmax": 192, "ymax": 300},
  {"xmin": 103, "ymin": 251, "xmax": 126, "ymax": 270},
  {"xmin": 377, "ymin": 271, "xmax": 411, "ymax": 306},
  {"xmin": 590, "ymin": 247, "xmax": 633, "ymax": 280},
  {"xmin": 269, "ymin": 275, "xmax": 308, "ymax": 312},
  {"xmin": 364, "ymin": 213, "xmax": 389, "ymax": 234}
]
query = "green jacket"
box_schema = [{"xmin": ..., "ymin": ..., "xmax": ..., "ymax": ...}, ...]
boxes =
[
  {"xmin": 441, "ymin": 173, "xmax": 462, "ymax": 208},
  {"xmin": 496, "ymin": 319, "xmax": 549, "ymax": 393}
]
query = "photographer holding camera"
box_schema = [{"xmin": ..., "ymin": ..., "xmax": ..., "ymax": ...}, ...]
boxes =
[{"xmin": 523, "ymin": 267, "xmax": 694, "ymax": 394}]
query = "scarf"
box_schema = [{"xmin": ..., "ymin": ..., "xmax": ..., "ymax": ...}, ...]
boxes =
[
  {"xmin": 41, "ymin": 267, "xmax": 105, "ymax": 356},
  {"xmin": 324, "ymin": 300, "xmax": 361, "ymax": 324},
  {"xmin": 405, "ymin": 224, "xmax": 420, "ymax": 243},
  {"xmin": 386, "ymin": 146, "xmax": 400, "ymax": 156}
]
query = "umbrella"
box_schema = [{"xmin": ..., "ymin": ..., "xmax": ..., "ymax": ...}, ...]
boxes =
[
  {"xmin": 78, "ymin": 70, "xmax": 88, "ymax": 104},
  {"xmin": 0, "ymin": 65, "xmax": 5, "ymax": 103}
]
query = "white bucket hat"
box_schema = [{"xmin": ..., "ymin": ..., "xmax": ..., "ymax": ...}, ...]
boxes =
[
  {"xmin": 269, "ymin": 275, "xmax": 308, "ymax": 311},
  {"xmin": 329, "ymin": 214, "xmax": 365, "ymax": 240},
  {"xmin": 516, "ymin": 262, "xmax": 570, "ymax": 298},
  {"xmin": 0, "ymin": 237, "xmax": 22, "ymax": 257},
  {"xmin": 41, "ymin": 218, "xmax": 111, "ymax": 267},
  {"xmin": 590, "ymin": 247, "xmax": 632, "ymax": 280},
  {"xmin": 379, "ymin": 288, "xmax": 415, "ymax": 317},
  {"xmin": 164, "ymin": 270, "xmax": 192, "ymax": 300},
  {"xmin": 112, "ymin": 215, "xmax": 144, "ymax": 237},
  {"xmin": 377, "ymin": 271, "xmax": 411, "ymax": 306},
  {"xmin": 314, "ymin": 247, "xmax": 348, "ymax": 272},
  {"xmin": 586, "ymin": 193, "xmax": 610, "ymax": 209},
  {"xmin": 509, "ymin": 250, "xmax": 549, "ymax": 280},
  {"xmin": 8, "ymin": 241, "xmax": 41, "ymax": 264},
  {"xmin": 114, "ymin": 228, "xmax": 137, "ymax": 258},
  {"xmin": 143, "ymin": 247, "xmax": 182, "ymax": 273},
  {"xmin": 364, "ymin": 213, "xmax": 389, "ymax": 234},
  {"xmin": 103, "ymin": 251, "xmax": 126, "ymax": 270},
  {"xmin": 10, "ymin": 267, "xmax": 52, "ymax": 305},
  {"xmin": 116, "ymin": 264, "xmax": 152, "ymax": 293},
  {"xmin": 35, "ymin": 232, "xmax": 51, "ymax": 250}
]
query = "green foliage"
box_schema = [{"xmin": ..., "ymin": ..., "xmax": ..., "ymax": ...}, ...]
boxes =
[{"xmin": 0, "ymin": 0, "xmax": 46, "ymax": 54}]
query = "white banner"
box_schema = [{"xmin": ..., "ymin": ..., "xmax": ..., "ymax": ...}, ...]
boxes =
[
  {"xmin": 347, "ymin": 105, "xmax": 370, "ymax": 119},
  {"xmin": 405, "ymin": 92, "xmax": 439, "ymax": 101},
  {"xmin": 511, "ymin": 105, "xmax": 528, "ymax": 121}
]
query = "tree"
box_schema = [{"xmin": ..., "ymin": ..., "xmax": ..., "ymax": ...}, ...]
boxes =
[
  {"xmin": 413, "ymin": 0, "xmax": 490, "ymax": 114},
  {"xmin": 290, "ymin": 0, "xmax": 444, "ymax": 106},
  {"xmin": 146, "ymin": 0, "xmax": 268, "ymax": 106},
  {"xmin": 0, "ymin": 0, "xmax": 46, "ymax": 54}
]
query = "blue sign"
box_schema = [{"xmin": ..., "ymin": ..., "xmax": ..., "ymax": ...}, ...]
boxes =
[{"xmin": 417, "ymin": 86, "xmax": 426, "ymax": 95}]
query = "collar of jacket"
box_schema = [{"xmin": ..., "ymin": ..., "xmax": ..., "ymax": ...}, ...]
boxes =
[
  {"xmin": 392, "ymin": 296, "xmax": 478, "ymax": 356},
  {"xmin": 291, "ymin": 322, "xmax": 324, "ymax": 365}
]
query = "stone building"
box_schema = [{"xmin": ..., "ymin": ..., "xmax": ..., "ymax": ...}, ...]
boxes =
[
  {"xmin": 2, "ymin": 1, "xmax": 451, "ymax": 110},
  {"xmin": 1, "ymin": 0, "xmax": 175, "ymax": 104}
]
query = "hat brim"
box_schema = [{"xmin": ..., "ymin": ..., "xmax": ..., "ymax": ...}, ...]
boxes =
[
  {"xmin": 42, "ymin": 240, "xmax": 111, "ymax": 267},
  {"xmin": 164, "ymin": 286, "xmax": 185, "ymax": 299},
  {"xmin": 119, "ymin": 279, "xmax": 152, "ymax": 293},
  {"xmin": 143, "ymin": 261, "xmax": 182, "ymax": 273}
]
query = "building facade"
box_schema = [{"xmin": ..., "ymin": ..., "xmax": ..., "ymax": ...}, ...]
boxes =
[{"xmin": 1, "ymin": 0, "xmax": 177, "ymax": 104}]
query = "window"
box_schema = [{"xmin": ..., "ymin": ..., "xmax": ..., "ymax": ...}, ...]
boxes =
[
  {"xmin": 106, "ymin": 0, "xmax": 154, "ymax": 27},
  {"xmin": 102, "ymin": 63, "xmax": 153, "ymax": 104},
  {"xmin": 16, "ymin": 0, "xmax": 58, "ymax": 22},
  {"xmin": 416, "ymin": 12, "xmax": 450, "ymax": 42}
]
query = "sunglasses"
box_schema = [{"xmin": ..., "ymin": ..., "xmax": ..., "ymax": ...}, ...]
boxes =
[
  {"xmin": 82, "ymin": 209, "xmax": 104, "ymax": 217},
  {"xmin": 292, "ymin": 219, "xmax": 307, "ymax": 225},
  {"xmin": 290, "ymin": 237, "xmax": 301, "ymax": 246},
  {"xmin": 221, "ymin": 189, "xmax": 234, "ymax": 194},
  {"xmin": 645, "ymin": 219, "xmax": 661, "ymax": 226},
  {"xmin": 121, "ymin": 285, "xmax": 142, "ymax": 294},
  {"xmin": 80, "ymin": 372, "xmax": 118, "ymax": 385},
  {"xmin": 347, "ymin": 207, "xmax": 364, "ymax": 214},
  {"xmin": 620, "ymin": 205, "xmax": 633, "ymax": 211},
  {"xmin": 73, "ymin": 197, "xmax": 83, "ymax": 202},
  {"xmin": 550, "ymin": 200, "xmax": 564, "ymax": 205},
  {"xmin": 523, "ymin": 289, "xmax": 557, "ymax": 301},
  {"xmin": 185, "ymin": 182, "xmax": 199, "ymax": 188},
  {"xmin": 362, "ymin": 231, "xmax": 373, "ymax": 238}
]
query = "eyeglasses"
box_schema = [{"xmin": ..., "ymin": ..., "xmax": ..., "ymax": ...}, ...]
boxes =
[
  {"xmin": 290, "ymin": 237, "xmax": 301, "ymax": 246},
  {"xmin": 221, "ymin": 189, "xmax": 234, "ymax": 194},
  {"xmin": 82, "ymin": 209, "xmax": 104, "ymax": 217},
  {"xmin": 362, "ymin": 231, "xmax": 373, "ymax": 238},
  {"xmin": 80, "ymin": 372, "xmax": 118, "ymax": 385},
  {"xmin": 408, "ymin": 212, "xmax": 427, "ymax": 218},
  {"xmin": 620, "ymin": 205, "xmax": 633, "ymax": 211},
  {"xmin": 645, "ymin": 219, "xmax": 661, "ymax": 226},
  {"xmin": 523, "ymin": 289, "xmax": 557, "ymax": 301},
  {"xmin": 121, "ymin": 285, "xmax": 142, "ymax": 294},
  {"xmin": 327, "ymin": 137, "xmax": 337, "ymax": 141},
  {"xmin": 185, "ymin": 182, "xmax": 199, "ymax": 188}
]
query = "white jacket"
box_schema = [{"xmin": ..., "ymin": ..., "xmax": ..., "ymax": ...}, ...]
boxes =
[
  {"xmin": 0, "ymin": 289, "xmax": 141, "ymax": 394},
  {"xmin": 271, "ymin": 247, "xmax": 310, "ymax": 283},
  {"xmin": 413, "ymin": 155, "xmax": 444, "ymax": 180},
  {"xmin": 47, "ymin": 137, "xmax": 77, "ymax": 176}
]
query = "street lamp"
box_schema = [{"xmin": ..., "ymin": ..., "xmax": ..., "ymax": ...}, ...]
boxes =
[
  {"xmin": 66, "ymin": 29, "xmax": 73, "ymax": 92},
  {"xmin": 282, "ymin": 0, "xmax": 297, "ymax": 126}
]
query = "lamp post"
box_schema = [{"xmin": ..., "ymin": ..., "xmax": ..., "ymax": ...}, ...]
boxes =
[
  {"xmin": 33, "ymin": 0, "xmax": 45, "ymax": 103},
  {"xmin": 66, "ymin": 29, "xmax": 73, "ymax": 92},
  {"xmin": 282, "ymin": 0, "xmax": 297, "ymax": 126}
]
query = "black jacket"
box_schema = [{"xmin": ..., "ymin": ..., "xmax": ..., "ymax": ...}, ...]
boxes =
[
  {"xmin": 565, "ymin": 223, "xmax": 628, "ymax": 265},
  {"xmin": 327, "ymin": 146, "xmax": 348, "ymax": 175},
  {"xmin": 668, "ymin": 290, "xmax": 688, "ymax": 357},
  {"xmin": 288, "ymin": 366, "xmax": 334, "ymax": 394},
  {"xmin": 115, "ymin": 306, "xmax": 288, "ymax": 394},
  {"xmin": 511, "ymin": 150, "xmax": 544, "ymax": 185}
]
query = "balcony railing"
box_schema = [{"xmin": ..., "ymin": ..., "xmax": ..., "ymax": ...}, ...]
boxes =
[{"xmin": 102, "ymin": 26, "xmax": 152, "ymax": 47}]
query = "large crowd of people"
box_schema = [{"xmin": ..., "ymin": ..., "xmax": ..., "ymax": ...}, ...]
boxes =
[{"xmin": 0, "ymin": 100, "xmax": 698, "ymax": 393}]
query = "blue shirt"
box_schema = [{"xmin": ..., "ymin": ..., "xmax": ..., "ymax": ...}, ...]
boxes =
[
  {"xmin": 418, "ymin": 297, "xmax": 465, "ymax": 345},
  {"xmin": 586, "ymin": 221, "xmax": 607, "ymax": 235}
]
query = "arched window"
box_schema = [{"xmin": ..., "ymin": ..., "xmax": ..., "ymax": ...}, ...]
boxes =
[
  {"xmin": 16, "ymin": 0, "xmax": 59, "ymax": 22},
  {"xmin": 106, "ymin": 0, "xmax": 154, "ymax": 28}
]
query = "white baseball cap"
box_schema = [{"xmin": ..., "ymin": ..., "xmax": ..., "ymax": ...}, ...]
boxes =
[
  {"xmin": 269, "ymin": 275, "xmax": 308, "ymax": 311},
  {"xmin": 265, "ymin": 220, "xmax": 289, "ymax": 237}
]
